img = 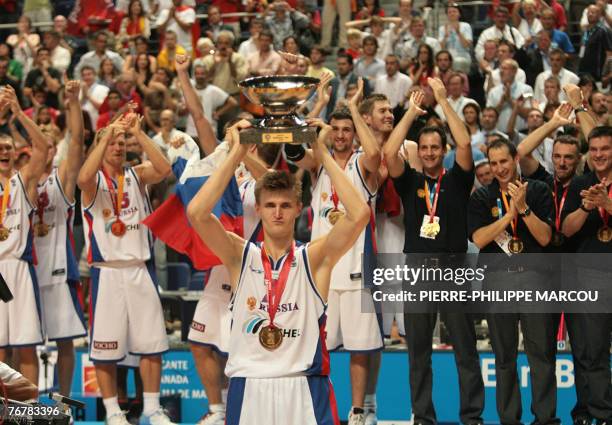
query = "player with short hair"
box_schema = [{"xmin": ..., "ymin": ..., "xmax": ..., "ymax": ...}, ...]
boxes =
[{"xmin": 186, "ymin": 120, "xmax": 371, "ymax": 425}]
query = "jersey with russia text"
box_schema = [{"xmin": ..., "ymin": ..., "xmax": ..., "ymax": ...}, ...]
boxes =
[{"xmin": 0, "ymin": 173, "xmax": 34, "ymax": 263}]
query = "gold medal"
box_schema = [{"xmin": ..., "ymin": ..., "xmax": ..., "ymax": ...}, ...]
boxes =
[
  {"xmin": 111, "ymin": 220, "xmax": 127, "ymax": 237},
  {"xmin": 259, "ymin": 325, "xmax": 283, "ymax": 350},
  {"xmin": 508, "ymin": 237, "xmax": 524, "ymax": 254},
  {"xmin": 35, "ymin": 222, "xmax": 49, "ymax": 237},
  {"xmin": 328, "ymin": 208, "xmax": 344, "ymax": 225},
  {"xmin": 0, "ymin": 226, "xmax": 8, "ymax": 241},
  {"xmin": 425, "ymin": 221, "xmax": 440, "ymax": 237},
  {"xmin": 597, "ymin": 226, "xmax": 612, "ymax": 243},
  {"xmin": 551, "ymin": 231, "xmax": 565, "ymax": 247}
]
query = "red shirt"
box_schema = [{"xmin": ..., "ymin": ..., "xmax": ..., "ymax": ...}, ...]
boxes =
[
  {"xmin": 98, "ymin": 90, "xmax": 143, "ymax": 115},
  {"xmin": 211, "ymin": 0, "xmax": 243, "ymax": 23},
  {"xmin": 549, "ymin": 0, "xmax": 567, "ymax": 29}
]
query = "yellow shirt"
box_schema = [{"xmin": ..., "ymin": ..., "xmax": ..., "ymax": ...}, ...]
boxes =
[
  {"xmin": 306, "ymin": 66, "xmax": 335, "ymax": 79},
  {"xmin": 157, "ymin": 45, "xmax": 187, "ymax": 72}
]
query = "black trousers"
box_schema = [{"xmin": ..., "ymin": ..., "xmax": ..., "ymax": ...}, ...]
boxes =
[
  {"xmin": 404, "ymin": 311, "xmax": 485, "ymax": 425},
  {"xmin": 566, "ymin": 313, "xmax": 612, "ymax": 422},
  {"xmin": 486, "ymin": 313, "xmax": 559, "ymax": 425}
]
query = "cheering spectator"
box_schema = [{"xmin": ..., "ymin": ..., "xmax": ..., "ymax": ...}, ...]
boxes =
[
  {"xmin": 123, "ymin": 35, "xmax": 157, "ymax": 73},
  {"xmin": 42, "ymin": 30, "xmax": 71, "ymax": 74},
  {"xmin": 283, "ymin": 35, "xmax": 301, "ymax": 55},
  {"xmin": 156, "ymin": 0, "xmax": 196, "ymax": 54},
  {"xmin": 115, "ymin": 0, "xmax": 157, "ymax": 16},
  {"xmin": 199, "ymin": 30, "xmax": 248, "ymax": 97},
  {"xmin": 374, "ymin": 54, "xmax": 412, "ymax": 119},
  {"xmin": 539, "ymin": 0, "xmax": 567, "ymax": 31},
  {"xmin": 118, "ymin": 0, "xmax": 151, "ymax": 50},
  {"xmin": 589, "ymin": 91, "xmax": 609, "ymax": 125},
  {"xmin": 157, "ymin": 30, "xmax": 187, "ymax": 73},
  {"xmin": 98, "ymin": 57, "xmax": 121, "ymax": 88},
  {"xmin": 355, "ymin": 0, "xmax": 384, "ymax": 20},
  {"xmin": 98, "ymin": 72, "xmax": 143, "ymax": 115},
  {"xmin": 24, "ymin": 47, "xmax": 62, "ymax": 109},
  {"xmin": 265, "ymin": 1, "xmax": 310, "ymax": 50},
  {"xmin": 525, "ymin": 30, "xmax": 551, "ymax": 87},
  {"xmin": 185, "ymin": 64, "xmax": 237, "ymax": 137},
  {"xmin": 536, "ymin": 76, "xmax": 561, "ymax": 114},
  {"xmin": 79, "ymin": 65, "xmax": 109, "ymax": 130},
  {"xmin": 486, "ymin": 58, "xmax": 533, "ymax": 132},
  {"xmin": 578, "ymin": 5, "xmax": 612, "ymax": 82},
  {"xmin": 438, "ymin": 3, "xmax": 473, "ymax": 74},
  {"xmin": 7, "ymin": 15, "xmax": 40, "ymax": 73},
  {"xmin": 511, "ymin": 0, "xmax": 542, "ymax": 46},
  {"xmin": 533, "ymin": 49, "xmax": 578, "ymax": 104},
  {"xmin": 485, "ymin": 41, "xmax": 527, "ymax": 93},
  {"xmin": 193, "ymin": 37, "xmax": 215, "ymax": 62},
  {"xmin": 354, "ymin": 35, "xmax": 385, "ymax": 82},
  {"xmin": 436, "ymin": 51, "xmax": 469, "ymax": 96},
  {"xmin": 95, "ymin": 89, "xmax": 123, "ymax": 128},
  {"xmin": 475, "ymin": 6, "xmax": 524, "ymax": 61},
  {"xmin": 74, "ymin": 31, "xmax": 124, "ymax": 79},
  {"xmin": 540, "ymin": 8, "xmax": 574, "ymax": 54},
  {"xmin": 0, "ymin": 57, "xmax": 21, "ymax": 101},
  {"xmin": 580, "ymin": 0, "xmax": 612, "ymax": 30},
  {"xmin": 238, "ymin": 19, "xmax": 264, "ymax": 59},
  {"xmin": 409, "ymin": 43, "xmax": 437, "ymax": 89},
  {"xmin": 434, "ymin": 72, "xmax": 477, "ymax": 121},
  {"xmin": 201, "ymin": 5, "xmax": 235, "ymax": 42},
  {"xmin": 153, "ymin": 109, "xmax": 199, "ymax": 154},
  {"xmin": 131, "ymin": 53, "xmax": 154, "ymax": 97},
  {"xmin": 0, "ymin": 43, "xmax": 23, "ymax": 83},
  {"xmin": 328, "ymin": 53, "xmax": 370, "ymax": 115},
  {"xmin": 399, "ymin": 17, "xmax": 441, "ymax": 70},
  {"xmin": 306, "ymin": 46, "xmax": 335, "ymax": 79},
  {"xmin": 247, "ymin": 30, "xmax": 282, "ymax": 77},
  {"xmin": 345, "ymin": 29, "xmax": 363, "ymax": 60},
  {"xmin": 52, "ymin": 15, "xmax": 79, "ymax": 54}
]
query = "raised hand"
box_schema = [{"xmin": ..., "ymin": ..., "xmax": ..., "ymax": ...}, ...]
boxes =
[
  {"xmin": 407, "ymin": 90, "xmax": 427, "ymax": 116},
  {"xmin": 552, "ymin": 102, "xmax": 573, "ymax": 126},
  {"xmin": 65, "ymin": 80, "xmax": 81, "ymax": 102},
  {"xmin": 563, "ymin": 84, "xmax": 584, "ymax": 109},
  {"xmin": 0, "ymin": 85, "xmax": 22, "ymax": 115},
  {"xmin": 507, "ymin": 180, "xmax": 528, "ymax": 213},
  {"xmin": 348, "ymin": 77, "xmax": 364, "ymax": 109},
  {"xmin": 427, "ymin": 77, "xmax": 447, "ymax": 103},
  {"xmin": 316, "ymin": 71, "xmax": 333, "ymax": 105},
  {"xmin": 175, "ymin": 54, "xmax": 191, "ymax": 74}
]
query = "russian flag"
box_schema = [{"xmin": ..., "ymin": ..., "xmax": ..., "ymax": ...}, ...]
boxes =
[{"xmin": 143, "ymin": 142, "xmax": 244, "ymax": 270}]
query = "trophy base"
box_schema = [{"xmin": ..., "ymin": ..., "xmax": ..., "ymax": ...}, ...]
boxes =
[{"xmin": 239, "ymin": 126, "xmax": 317, "ymax": 145}]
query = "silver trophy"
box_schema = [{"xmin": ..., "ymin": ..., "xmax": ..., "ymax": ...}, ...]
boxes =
[{"xmin": 238, "ymin": 75, "xmax": 320, "ymax": 144}]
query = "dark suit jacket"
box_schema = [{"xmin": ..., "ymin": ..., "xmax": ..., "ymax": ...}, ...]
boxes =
[{"xmin": 525, "ymin": 47, "xmax": 545, "ymax": 87}]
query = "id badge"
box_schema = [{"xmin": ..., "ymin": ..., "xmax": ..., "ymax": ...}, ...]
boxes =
[
  {"xmin": 419, "ymin": 214, "xmax": 440, "ymax": 239},
  {"xmin": 578, "ymin": 45, "xmax": 585, "ymax": 58},
  {"xmin": 494, "ymin": 230, "xmax": 513, "ymax": 257}
]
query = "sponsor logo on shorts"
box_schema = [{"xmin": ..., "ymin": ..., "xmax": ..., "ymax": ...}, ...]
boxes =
[
  {"xmin": 52, "ymin": 268, "xmax": 66, "ymax": 276},
  {"xmin": 93, "ymin": 340, "xmax": 118, "ymax": 350},
  {"xmin": 191, "ymin": 321, "xmax": 206, "ymax": 333}
]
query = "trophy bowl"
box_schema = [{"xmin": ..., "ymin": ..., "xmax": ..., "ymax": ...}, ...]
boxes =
[{"xmin": 238, "ymin": 75, "xmax": 320, "ymax": 144}]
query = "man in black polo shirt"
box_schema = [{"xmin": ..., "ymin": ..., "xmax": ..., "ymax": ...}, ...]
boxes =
[
  {"xmin": 561, "ymin": 125, "xmax": 612, "ymax": 425},
  {"xmin": 467, "ymin": 138, "xmax": 559, "ymax": 425},
  {"xmin": 383, "ymin": 78, "xmax": 484, "ymax": 425}
]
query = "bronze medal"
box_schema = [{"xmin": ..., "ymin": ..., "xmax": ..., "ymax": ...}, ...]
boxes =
[
  {"xmin": 111, "ymin": 220, "xmax": 127, "ymax": 237},
  {"xmin": 551, "ymin": 231, "xmax": 565, "ymax": 247},
  {"xmin": 597, "ymin": 226, "xmax": 612, "ymax": 243},
  {"xmin": 328, "ymin": 208, "xmax": 344, "ymax": 225},
  {"xmin": 259, "ymin": 325, "xmax": 283, "ymax": 350},
  {"xmin": 0, "ymin": 226, "xmax": 8, "ymax": 241},
  {"xmin": 508, "ymin": 237, "xmax": 524, "ymax": 254},
  {"xmin": 35, "ymin": 222, "xmax": 49, "ymax": 237}
]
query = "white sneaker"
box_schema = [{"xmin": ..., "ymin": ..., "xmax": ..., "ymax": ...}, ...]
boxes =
[
  {"xmin": 365, "ymin": 409, "xmax": 377, "ymax": 425},
  {"xmin": 106, "ymin": 412, "xmax": 130, "ymax": 425},
  {"xmin": 348, "ymin": 411, "xmax": 366, "ymax": 425},
  {"xmin": 140, "ymin": 408, "xmax": 175, "ymax": 425},
  {"xmin": 196, "ymin": 411, "xmax": 226, "ymax": 425}
]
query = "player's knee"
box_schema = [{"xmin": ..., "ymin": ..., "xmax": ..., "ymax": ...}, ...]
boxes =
[{"xmin": 190, "ymin": 343, "xmax": 214, "ymax": 358}]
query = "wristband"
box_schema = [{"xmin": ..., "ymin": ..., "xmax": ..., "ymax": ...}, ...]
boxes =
[
  {"xmin": 579, "ymin": 203, "xmax": 592, "ymax": 213},
  {"xmin": 575, "ymin": 106, "xmax": 588, "ymax": 113},
  {"xmin": 284, "ymin": 144, "xmax": 306, "ymax": 162}
]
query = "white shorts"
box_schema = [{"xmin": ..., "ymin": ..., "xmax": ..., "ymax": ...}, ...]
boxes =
[
  {"xmin": 187, "ymin": 292, "xmax": 231, "ymax": 355},
  {"xmin": 227, "ymin": 376, "xmax": 339, "ymax": 425},
  {"xmin": 325, "ymin": 288, "xmax": 383, "ymax": 352},
  {"xmin": 39, "ymin": 282, "xmax": 87, "ymax": 341},
  {"xmin": 382, "ymin": 312, "xmax": 406, "ymax": 337},
  {"xmin": 89, "ymin": 262, "xmax": 168, "ymax": 362},
  {"xmin": 0, "ymin": 259, "xmax": 43, "ymax": 347}
]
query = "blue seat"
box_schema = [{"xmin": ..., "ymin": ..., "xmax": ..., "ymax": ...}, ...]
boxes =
[
  {"xmin": 188, "ymin": 271, "xmax": 208, "ymax": 291},
  {"xmin": 166, "ymin": 262, "xmax": 191, "ymax": 290}
]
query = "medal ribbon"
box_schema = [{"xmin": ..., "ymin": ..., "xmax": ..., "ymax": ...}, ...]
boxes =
[
  {"xmin": 424, "ymin": 170, "xmax": 445, "ymax": 223},
  {"xmin": 501, "ymin": 191, "xmax": 518, "ymax": 239},
  {"xmin": 0, "ymin": 177, "xmax": 9, "ymax": 227},
  {"xmin": 101, "ymin": 169, "xmax": 125, "ymax": 222},
  {"xmin": 553, "ymin": 181, "xmax": 569, "ymax": 232},
  {"xmin": 330, "ymin": 151, "xmax": 354, "ymax": 210},
  {"xmin": 260, "ymin": 242, "xmax": 295, "ymax": 329},
  {"xmin": 598, "ymin": 183, "xmax": 612, "ymax": 229}
]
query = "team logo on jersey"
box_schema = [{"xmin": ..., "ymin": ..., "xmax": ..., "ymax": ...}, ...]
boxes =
[
  {"xmin": 242, "ymin": 315, "xmax": 301, "ymax": 338},
  {"xmin": 191, "ymin": 321, "xmax": 205, "ymax": 333},
  {"xmin": 103, "ymin": 209, "xmax": 112, "ymax": 218},
  {"xmin": 417, "ymin": 189, "xmax": 426, "ymax": 198},
  {"xmin": 247, "ymin": 296, "xmax": 257, "ymax": 311},
  {"xmin": 491, "ymin": 206, "xmax": 499, "ymax": 218},
  {"xmin": 321, "ymin": 192, "xmax": 328, "ymax": 202}
]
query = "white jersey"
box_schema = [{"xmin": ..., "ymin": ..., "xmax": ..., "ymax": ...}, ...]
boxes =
[
  {"xmin": 0, "ymin": 173, "xmax": 34, "ymax": 262},
  {"xmin": 226, "ymin": 242, "xmax": 328, "ymax": 378},
  {"xmin": 205, "ymin": 178, "xmax": 262, "ymax": 300},
  {"xmin": 34, "ymin": 169, "xmax": 79, "ymax": 286},
  {"xmin": 82, "ymin": 167, "xmax": 153, "ymax": 266},
  {"xmin": 310, "ymin": 152, "xmax": 376, "ymax": 290}
]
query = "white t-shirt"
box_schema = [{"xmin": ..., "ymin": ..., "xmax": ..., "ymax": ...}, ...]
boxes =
[
  {"xmin": 517, "ymin": 18, "xmax": 543, "ymax": 42},
  {"xmin": 156, "ymin": 6, "xmax": 196, "ymax": 52},
  {"xmin": 374, "ymin": 72, "xmax": 413, "ymax": 108},
  {"xmin": 533, "ymin": 68, "xmax": 580, "ymax": 104},
  {"xmin": 185, "ymin": 83, "xmax": 230, "ymax": 138},
  {"xmin": 81, "ymin": 83, "xmax": 109, "ymax": 131}
]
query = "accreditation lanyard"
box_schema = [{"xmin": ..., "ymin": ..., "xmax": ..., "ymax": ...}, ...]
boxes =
[
  {"xmin": 260, "ymin": 242, "xmax": 295, "ymax": 329},
  {"xmin": 424, "ymin": 170, "xmax": 445, "ymax": 224},
  {"xmin": 598, "ymin": 184, "xmax": 612, "ymax": 228},
  {"xmin": 553, "ymin": 180, "xmax": 569, "ymax": 232},
  {"xmin": 500, "ymin": 191, "xmax": 518, "ymax": 239},
  {"xmin": 0, "ymin": 177, "xmax": 10, "ymax": 227}
]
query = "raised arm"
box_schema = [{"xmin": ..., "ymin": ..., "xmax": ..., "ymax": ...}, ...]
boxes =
[
  {"xmin": 349, "ymin": 78, "xmax": 380, "ymax": 183},
  {"xmin": 382, "ymin": 90, "xmax": 426, "ymax": 177},
  {"xmin": 175, "ymin": 54, "xmax": 217, "ymax": 155},
  {"xmin": 129, "ymin": 114, "xmax": 172, "ymax": 184},
  {"xmin": 186, "ymin": 122, "xmax": 251, "ymax": 285},
  {"xmin": 58, "ymin": 80, "xmax": 85, "ymax": 203},
  {"xmin": 563, "ymin": 84, "xmax": 597, "ymax": 141},
  {"xmin": 1, "ymin": 86, "xmax": 49, "ymax": 203},
  {"xmin": 471, "ymin": 196, "xmax": 517, "ymax": 249},
  {"xmin": 307, "ymin": 123, "xmax": 371, "ymax": 300},
  {"xmin": 306, "ymin": 71, "xmax": 332, "ymax": 119},
  {"xmin": 428, "ymin": 77, "xmax": 472, "ymax": 171},
  {"xmin": 517, "ymin": 103, "xmax": 572, "ymax": 176}
]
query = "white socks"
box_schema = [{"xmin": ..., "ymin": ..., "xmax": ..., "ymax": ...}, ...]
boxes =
[
  {"xmin": 103, "ymin": 396, "xmax": 122, "ymax": 418},
  {"xmin": 221, "ymin": 388, "xmax": 228, "ymax": 405},
  {"xmin": 143, "ymin": 392, "xmax": 161, "ymax": 416},
  {"xmin": 364, "ymin": 393, "xmax": 377, "ymax": 411},
  {"xmin": 209, "ymin": 404, "xmax": 226, "ymax": 415}
]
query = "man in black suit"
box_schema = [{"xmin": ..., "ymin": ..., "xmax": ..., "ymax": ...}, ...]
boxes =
[{"xmin": 525, "ymin": 30, "xmax": 550, "ymax": 87}]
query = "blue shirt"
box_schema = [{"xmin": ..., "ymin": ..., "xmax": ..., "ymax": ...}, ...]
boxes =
[
  {"xmin": 443, "ymin": 148, "xmax": 485, "ymax": 170},
  {"xmin": 550, "ymin": 29, "xmax": 575, "ymax": 53}
]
